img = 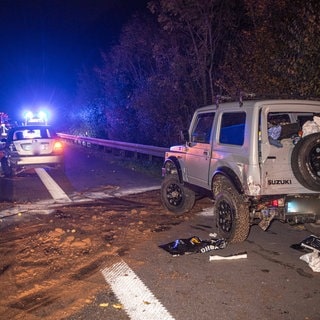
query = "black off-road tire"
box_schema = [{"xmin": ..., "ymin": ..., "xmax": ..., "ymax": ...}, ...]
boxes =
[
  {"xmin": 161, "ymin": 175, "xmax": 195, "ymax": 214},
  {"xmin": 1, "ymin": 158, "xmax": 13, "ymax": 177},
  {"xmin": 213, "ymin": 175, "xmax": 250, "ymax": 243},
  {"xmin": 291, "ymin": 132, "xmax": 320, "ymax": 191}
]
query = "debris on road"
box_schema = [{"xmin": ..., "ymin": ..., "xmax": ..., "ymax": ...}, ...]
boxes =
[
  {"xmin": 291, "ymin": 234, "xmax": 320, "ymax": 252},
  {"xmin": 99, "ymin": 303, "xmax": 109, "ymax": 308},
  {"xmin": 300, "ymin": 251, "xmax": 320, "ymax": 272},
  {"xmin": 1, "ymin": 189, "xmax": 205, "ymax": 319},
  {"xmin": 291, "ymin": 234, "xmax": 320, "ymax": 272},
  {"xmin": 159, "ymin": 236, "xmax": 226, "ymax": 256},
  {"xmin": 209, "ymin": 252, "xmax": 248, "ymax": 261},
  {"xmin": 299, "ymin": 234, "xmax": 320, "ymax": 252}
]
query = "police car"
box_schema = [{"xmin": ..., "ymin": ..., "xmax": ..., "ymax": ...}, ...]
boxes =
[{"xmin": 0, "ymin": 111, "xmax": 64, "ymax": 177}]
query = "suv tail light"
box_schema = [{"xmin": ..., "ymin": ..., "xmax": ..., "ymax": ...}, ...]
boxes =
[{"xmin": 265, "ymin": 198, "xmax": 285, "ymax": 208}]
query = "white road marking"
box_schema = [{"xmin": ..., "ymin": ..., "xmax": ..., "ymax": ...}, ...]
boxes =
[
  {"xmin": 197, "ymin": 206, "xmax": 214, "ymax": 216},
  {"xmin": 102, "ymin": 260, "xmax": 175, "ymax": 320},
  {"xmin": 35, "ymin": 168, "xmax": 72, "ymax": 203},
  {"xmin": 85, "ymin": 186, "xmax": 160, "ymax": 199},
  {"xmin": 0, "ymin": 205, "xmax": 55, "ymax": 218},
  {"xmin": 0, "ymin": 186, "xmax": 161, "ymax": 217}
]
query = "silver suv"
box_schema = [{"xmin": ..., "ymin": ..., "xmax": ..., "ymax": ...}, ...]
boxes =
[
  {"xmin": 0, "ymin": 125, "xmax": 64, "ymax": 177},
  {"xmin": 161, "ymin": 100, "xmax": 320, "ymax": 242}
]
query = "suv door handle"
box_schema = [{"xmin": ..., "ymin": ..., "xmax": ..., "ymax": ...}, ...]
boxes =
[{"xmin": 203, "ymin": 151, "xmax": 208, "ymax": 156}]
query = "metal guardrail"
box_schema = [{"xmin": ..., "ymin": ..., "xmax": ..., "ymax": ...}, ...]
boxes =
[{"xmin": 57, "ymin": 133, "xmax": 169, "ymax": 159}]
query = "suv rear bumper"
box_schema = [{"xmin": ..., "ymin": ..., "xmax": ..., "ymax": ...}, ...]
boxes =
[
  {"xmin": 282, "ymin": 196, "xmax": 320, "ymax": 224},
  {"xmin": 255, "ymin": 195, "xmax": 320, "ymax": 228}
]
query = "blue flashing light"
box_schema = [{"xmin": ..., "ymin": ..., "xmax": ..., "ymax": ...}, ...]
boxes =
[
  {"xmin": 25, "ymin": 111, "xmax": 34, "ymax": 120},
  {"xmin": 24, "ymin": 109, "xmax": 49, "ymax": 125}
]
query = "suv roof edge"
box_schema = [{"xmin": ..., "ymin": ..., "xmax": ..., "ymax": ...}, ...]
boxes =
[{"xmin": 195, "ymin": 99, "xmax": 320, "ymax": 113}]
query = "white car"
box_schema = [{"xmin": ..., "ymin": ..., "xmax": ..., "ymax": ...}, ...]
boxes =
[{"xmin": 0, "ymin": 125, "xmax": 64, "ymax": 177}]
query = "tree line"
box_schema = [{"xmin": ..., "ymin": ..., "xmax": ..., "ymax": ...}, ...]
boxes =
[{"xmin": 64, "ymin": 0, "xmax": 320, "ymax": 147}]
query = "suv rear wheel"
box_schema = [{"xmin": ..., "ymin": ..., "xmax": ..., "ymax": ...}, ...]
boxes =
[
  {"xmin": 161, "ymin": 175, "xmax": 195, "ymax": 214},
  {"xmin": 213, "ymin": 175, "xmax": 250, "ymax": 243}
]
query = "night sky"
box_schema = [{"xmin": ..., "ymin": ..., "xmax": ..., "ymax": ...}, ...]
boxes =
[{"xmin": 0, "ymin": 0, "xmax": 149, "ymax": 121}]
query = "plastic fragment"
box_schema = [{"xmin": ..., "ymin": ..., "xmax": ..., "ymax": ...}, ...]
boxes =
[
  {"xmin": 291, "ymin": 235, "xmax": 320, "ymax": 253},
  {"xmin": 292, "ymin": 235, "xmax": 320, "ymax": 272},
  {"xmin": 159, "ymin": 236, "xmax": 227, "ymax": 256},
  {"xmin": 209, "ymin": 252, "xmax": 247, "ymax": 261},
  {"xmin": 300, "ymin": 252, "xmax": 320, "ymax": 272},
  {"xmin": 99, "ymin": 303, "xmax": 109, "ymax": 307}
]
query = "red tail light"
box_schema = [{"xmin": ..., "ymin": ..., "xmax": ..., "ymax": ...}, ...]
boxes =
[
  {"xmin": 53, "ymin": 141, "xmax": 63, "ymax": 153},
  {"xmin": 267, "ymin": 198, "xmax": 284, "ymax": 207}
]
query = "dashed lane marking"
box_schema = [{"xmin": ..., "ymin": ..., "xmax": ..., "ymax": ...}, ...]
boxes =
[
  {"xmin": 102, "ymin": 260, "xmax": 175, "ymax": 320},
  {"xmin": 35, "ymin": 168, "xmax": 72, "ymax": 203}
]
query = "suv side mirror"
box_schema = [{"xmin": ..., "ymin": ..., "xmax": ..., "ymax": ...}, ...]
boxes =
[{"xmin": 181, "ymin": 129, "xmax": 189, "ymax": 142}]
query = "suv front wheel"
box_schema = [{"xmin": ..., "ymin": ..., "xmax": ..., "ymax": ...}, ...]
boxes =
[
  {"xmin": 213, "ymin": 175, "xmax": 250, "ymax": 243},
  {"xmin": 161, "ymin": 175, "xmax": 195, "ymax": 214}
]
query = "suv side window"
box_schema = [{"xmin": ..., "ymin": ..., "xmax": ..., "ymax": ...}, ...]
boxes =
[
  {"xmin": 219, "ymin": 112, "xmax": 246, "ymax": 145},
  {"xmin": 191, "ymin": 112, "xmax": 215, "ymax": 144}
]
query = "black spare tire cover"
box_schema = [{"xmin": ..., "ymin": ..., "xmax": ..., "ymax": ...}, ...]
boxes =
[{"xmin": 291, "ymin": 132, "xmax": 320, "ymax": 191}]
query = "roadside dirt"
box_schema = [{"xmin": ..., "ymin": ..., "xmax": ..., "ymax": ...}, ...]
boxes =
[{"xmin": 0, "ymin": 190, "xmax": 212, "ymax": 320}]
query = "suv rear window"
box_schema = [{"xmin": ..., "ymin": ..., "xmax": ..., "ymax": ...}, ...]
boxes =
[{"xmin": 219, "ymin": 112, "xmax": 246, "ymax": 145}]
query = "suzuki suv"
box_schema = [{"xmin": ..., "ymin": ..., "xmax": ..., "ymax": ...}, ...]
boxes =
[{"xmin": 161, "ymin": 100, "xmax": 320, "ymax": 242}]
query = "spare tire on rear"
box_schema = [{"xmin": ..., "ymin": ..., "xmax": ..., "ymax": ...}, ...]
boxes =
[{"xmin": 291, "ymin": 132, "xmax": 320, "ymax": 191}]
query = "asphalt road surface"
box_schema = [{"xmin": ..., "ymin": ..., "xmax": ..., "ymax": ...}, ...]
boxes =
[{"xmin": 0, "ymin": 144, "xmax": 319, "ymax": 320}]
